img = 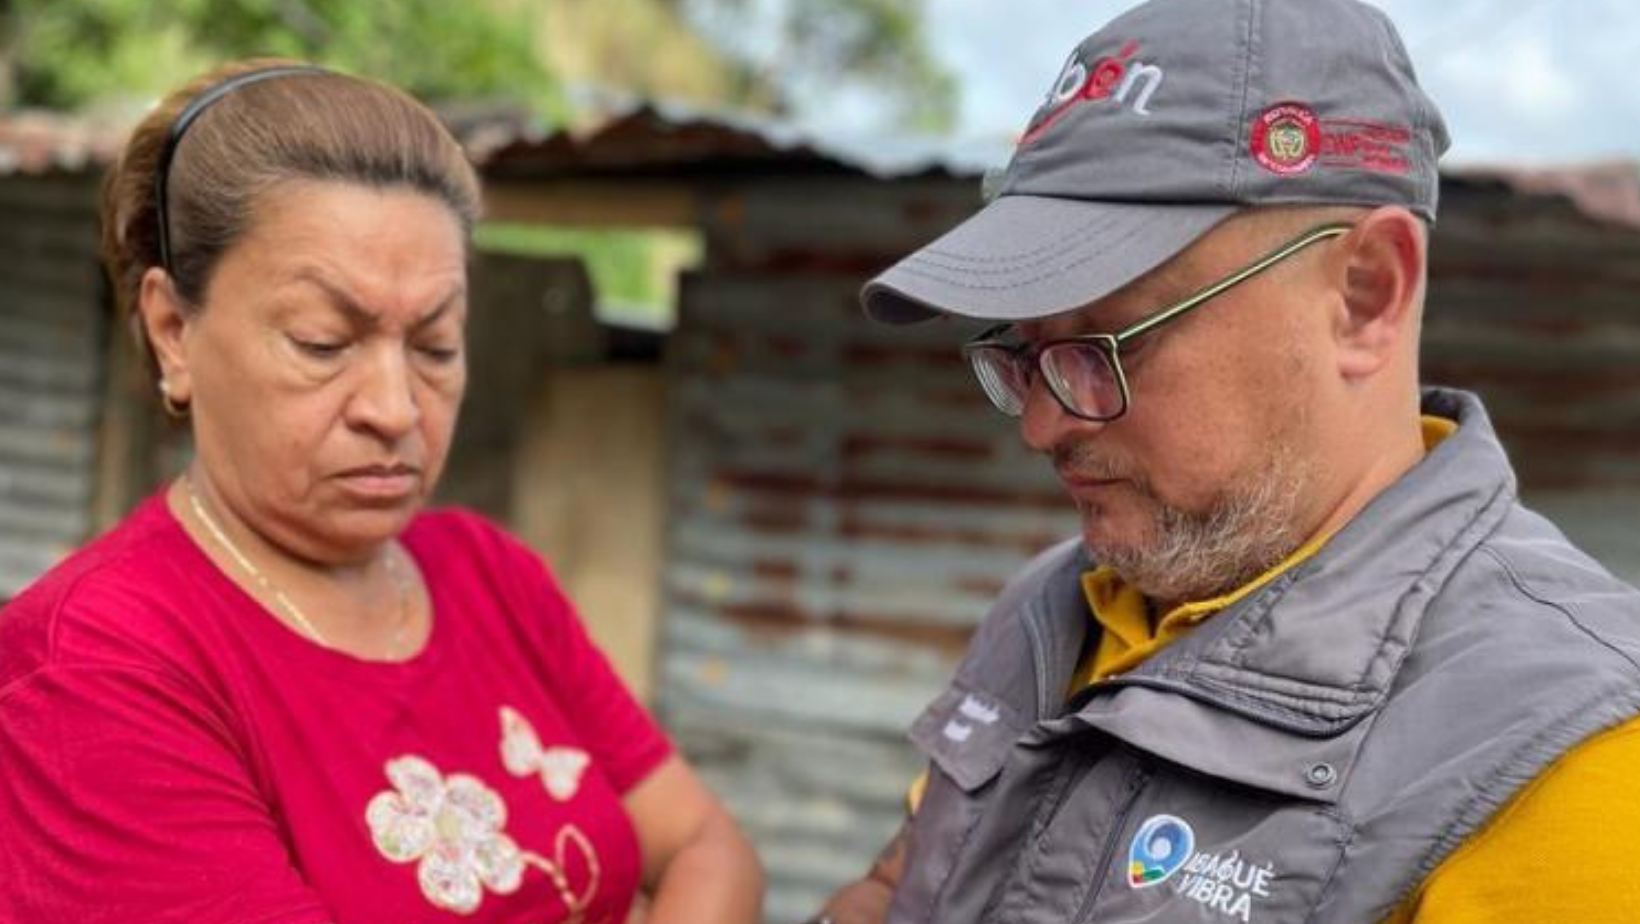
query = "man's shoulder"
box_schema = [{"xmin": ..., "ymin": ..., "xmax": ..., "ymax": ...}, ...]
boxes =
[
  {"xmin": 1410, "ymin": 715, "xmax": 1640, "ymax": 919},
  {"xmin": 1484, "ymin": 500, "xmax": 1640, "ymax": 599},
  {"xmin": 974, "ymin": 536, "xmax": 1087, "ymax": 638},
  {"xmin": 934, "ymin": 536, "xmax": 1089, "ymax": 704},
  {"xmin": 1395, "ymin": 498, "xmax": 1640, "ymax": 715},
  {"xmin": 1455, "ymin": 498, "xmax": 1640, "ymax": 648}
]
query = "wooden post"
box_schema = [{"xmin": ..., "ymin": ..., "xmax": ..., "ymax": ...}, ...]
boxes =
[{"xmin": 512, "ymin": 366, "xmax": 667, "ymax": 702}]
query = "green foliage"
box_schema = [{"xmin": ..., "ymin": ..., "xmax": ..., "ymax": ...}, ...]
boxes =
[
  {"xmin": 784, "ymin": 0, "xmax": 957, "ymax": 132},
  {"xmin": 683, "ymin": 0, "xmax": 957, "ymax": 133},
  {"xmin": 5, "ymin": 0, "xmax": 200, "ymax": 109},
  {"xmin": 4, "ymin": 0, "xmax": 560, "ymax": 114},
  {"xmin": 1, "ymin": 0, "xmax": 959, "ymax": 137},
  {"xmin": 474, "ymin": 223, "xmax": 702, "ymax": 328}
]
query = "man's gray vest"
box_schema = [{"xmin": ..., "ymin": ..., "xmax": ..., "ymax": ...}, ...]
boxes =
[{"xmin": 890, "ymin": 388, "xmax": 1640, "ymax": 924}]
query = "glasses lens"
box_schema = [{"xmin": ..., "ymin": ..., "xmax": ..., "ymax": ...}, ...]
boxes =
[
  {"xmin": 1041, "ymin": 341, "xmax": 1124, "ymax": 420},
  {"xmin": 967, "ymin": 346, "xmax": 1030, "ymax": 416}
]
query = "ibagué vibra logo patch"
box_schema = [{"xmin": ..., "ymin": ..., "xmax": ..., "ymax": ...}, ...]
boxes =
[
  {"xmin": 1128, "ymin": 814, "xmax": 1194, "ymax": 887},
  {"xmin": 1128, "ymin": 813, "xmax": 1279, "ymax": 922}
]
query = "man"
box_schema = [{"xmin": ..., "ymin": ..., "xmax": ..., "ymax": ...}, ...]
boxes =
[{"xmin": 810, "ymin": 0, "xmax": 1640, "ymax": 921}]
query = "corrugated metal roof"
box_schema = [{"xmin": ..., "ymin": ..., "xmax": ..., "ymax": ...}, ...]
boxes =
[
  {"xmin": 476, "ymin": 97, "xmax": 1011, "ymax": 181},
  {"xmin": 0, "ymin": 111, "xmax": 127, "ymax": 177},
  {"xmin": 1454, "ymin": 161, "xmax": 1640, "ymax": 232},
  {"xmin": 469, "ymin": 101, "xmax": 1640, "ymax": 233},
  {"xmin": 6, "ymin": 102, "xmax": 1636, "ymax": 231}
]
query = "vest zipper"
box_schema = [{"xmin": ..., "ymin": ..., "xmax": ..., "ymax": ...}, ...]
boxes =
[{"xmin": 1072, "ymin": 761, "xmax": 1151, "ymax": 924}]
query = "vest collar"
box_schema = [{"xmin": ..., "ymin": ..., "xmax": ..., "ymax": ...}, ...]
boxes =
[{"xmin": 1005, "ymin": 389, "xmax": 1516, "ymax": 795}]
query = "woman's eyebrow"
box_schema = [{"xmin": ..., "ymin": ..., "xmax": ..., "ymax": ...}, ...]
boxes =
[
  {"xmin": 410, "ymin": 290, "xmax": 466, "ymax": 331},
  {"xmin": 290, "ymin": 268, "xmax": 463, "ymax": 328}
]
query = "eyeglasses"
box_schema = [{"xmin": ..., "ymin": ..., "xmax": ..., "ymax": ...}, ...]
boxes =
[{"xmin": 961, "ymin": 222, "xmax": 1352, "ymax": 422}]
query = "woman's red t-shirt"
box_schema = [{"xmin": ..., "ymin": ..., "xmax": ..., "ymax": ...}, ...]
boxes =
[{"xmin": 0, "ymin": 495, "xmax": 672, "ymax": 924}]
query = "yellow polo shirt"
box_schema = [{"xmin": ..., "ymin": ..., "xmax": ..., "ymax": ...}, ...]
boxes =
[{"xmin": 1072, "ymin": 417, "xmax": 1640, "ymax": 923}]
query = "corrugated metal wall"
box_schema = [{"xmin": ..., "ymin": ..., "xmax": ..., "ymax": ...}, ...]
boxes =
[
  {"xmin": 0, "ymin": 174, "xmax": 106, "ymax": 599},
  {"xmin": 658, "ymin": 177, "xmax": 1079, "ymax": 922},
  {"xmin": 1426, "ymin": 183, "xmax": 1640, "ymax": 580}
]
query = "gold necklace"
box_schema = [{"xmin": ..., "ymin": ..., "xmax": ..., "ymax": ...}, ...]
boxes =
[{"xmin": 182, "ymin": 475, "xmax": 412, "ymax": 656}]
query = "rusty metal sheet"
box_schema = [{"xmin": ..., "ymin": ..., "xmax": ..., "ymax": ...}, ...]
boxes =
[
  {"xmin": 1424, "ymin": 204, "xmax": 1640, "ymax": 490},
  {"xmin": 657, "ymin": 264, "xmax": 1078, "ymax": 917},
  {"xmin": 0, "ymin": 178, "xmax": 105, "ymax": 597}
]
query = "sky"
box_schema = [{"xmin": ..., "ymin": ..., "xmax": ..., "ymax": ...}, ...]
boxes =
[{"xmin": 910, "ymin": 0, "xmax": 1640, "ymax": 166}]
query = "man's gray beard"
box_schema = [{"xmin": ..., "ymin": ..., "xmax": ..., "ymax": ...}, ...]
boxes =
[{"xmin": 1086, "ymin": 447, "xmax": 1315, "ymax": 606}]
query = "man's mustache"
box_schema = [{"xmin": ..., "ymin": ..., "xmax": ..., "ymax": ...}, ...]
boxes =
[{"xmin": 1050, "ymin": 441, "xmax": 1141, "ymax": 485}]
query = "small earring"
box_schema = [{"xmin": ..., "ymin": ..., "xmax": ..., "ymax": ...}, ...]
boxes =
[{"xmin": 158, "ymin": 379, "xmax": 190, "ymax": 419}]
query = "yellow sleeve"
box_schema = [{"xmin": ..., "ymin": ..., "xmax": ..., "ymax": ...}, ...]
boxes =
[
  {"xmin": 907, "ymin": 767, "xmax": 929, "ymax": 815},
  {"xmin": 1386, "ymin": 715, "xmax": 1640, "ymax": 924}
]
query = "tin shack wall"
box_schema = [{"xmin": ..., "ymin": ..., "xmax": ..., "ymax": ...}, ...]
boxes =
[
  {"xmin": 1426, "ymin": 182, "xmax": 1640, "ymax": 581},
  {"xmin": 0, "ymin": 173, "xmax": 108, "ymax": 599},
  {"xmin": 659, "ymin": 175, "xmax": 1080, "ymax": 922}
]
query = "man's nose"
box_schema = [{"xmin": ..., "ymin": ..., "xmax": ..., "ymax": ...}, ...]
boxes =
[{"xmin": 1019, "ymin": 377, "xmax": 1104, "ymax": 454}]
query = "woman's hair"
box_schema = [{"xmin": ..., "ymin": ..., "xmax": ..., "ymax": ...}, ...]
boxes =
[{"xmin": 99, "ymin": 58, "xmax": 482, "ymax": 377}]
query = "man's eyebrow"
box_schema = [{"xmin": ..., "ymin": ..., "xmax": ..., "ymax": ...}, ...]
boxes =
[{"xmin": 291, "ymin": 268, "xmax": 464, "ymax": 328}]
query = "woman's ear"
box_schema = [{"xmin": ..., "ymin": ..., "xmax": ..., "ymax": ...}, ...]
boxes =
[
  {"xmin": 137, "ymin": 267, "xmax": 194, "ymax": 403},
  {"xmin": 1333, "ymin": 206, "xmax": 1425, "ymax": 380}
]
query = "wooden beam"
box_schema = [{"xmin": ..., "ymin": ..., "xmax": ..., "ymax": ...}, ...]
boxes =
[{"xmin": 481, "ymin": 178, "xmax": 701, "ymax": 228}]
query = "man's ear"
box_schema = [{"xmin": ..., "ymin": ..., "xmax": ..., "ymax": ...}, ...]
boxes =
[
  {"xmin": 137, "ymin": 267, "xmax": 195, "ymax": 403},
  {"xmin": 1333, "ymin": 206, "xmax": 1425, "ymax": 380}
]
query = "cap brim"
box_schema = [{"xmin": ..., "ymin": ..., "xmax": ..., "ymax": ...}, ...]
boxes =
[{"xmin": 861, "ymin": 196, "xmax": 1237, "ymax": 324}]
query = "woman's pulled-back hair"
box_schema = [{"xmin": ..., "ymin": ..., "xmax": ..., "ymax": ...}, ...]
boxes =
[{"xmin": 99, "ymin": 58, "xmax": 481, "ymax": 374}]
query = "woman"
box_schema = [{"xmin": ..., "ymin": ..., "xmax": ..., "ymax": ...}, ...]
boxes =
[{"xmin": 0, "ymin": 60, "xmax": 762, "ymax": 924}]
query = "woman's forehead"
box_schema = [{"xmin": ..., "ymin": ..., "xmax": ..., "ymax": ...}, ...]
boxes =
[{"xmin": 212, "ymin": 182, "xmax": 467, "ymax": 311}]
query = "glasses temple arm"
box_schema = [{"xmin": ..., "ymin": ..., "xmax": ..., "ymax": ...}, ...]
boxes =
[{"xmin": 1115, "ymin": 223, "xmax": 1352, "ymax": 342}]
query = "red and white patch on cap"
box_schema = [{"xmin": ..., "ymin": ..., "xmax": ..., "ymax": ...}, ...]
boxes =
[
  {"xmin": 1251, "ymin": 102, "xmax": 1320, "ymax": 176},
  {"xmin": 1319, "ymin": 119, "xmax": 1413, "ymax": 174}
]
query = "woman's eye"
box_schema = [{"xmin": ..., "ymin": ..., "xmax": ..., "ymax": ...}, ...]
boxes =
[
  {"xmin": 416, "ymin": 344, "xmax": 461, "ymax": 363},
  {"xmin": 289, "ymin": 336, "xmax": 346, "ymax": 358}
]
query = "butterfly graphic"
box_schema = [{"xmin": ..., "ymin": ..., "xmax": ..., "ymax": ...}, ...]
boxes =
[{"xmin": 499, "ymin": 706, "xmax": 591, "ymax": 802}]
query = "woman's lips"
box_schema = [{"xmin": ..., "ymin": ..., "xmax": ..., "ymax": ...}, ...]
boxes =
[{"xmin": 334, "ymin": 465, "xmax": 420, "ymax": 500}]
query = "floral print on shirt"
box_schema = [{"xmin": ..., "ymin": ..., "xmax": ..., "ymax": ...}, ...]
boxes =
[
  {"xmin": 366, "ymin": 755, "xmax": 525, "ymax": 913},
  {"xmin": 364, "ymin": 707, "xmax": 603, "ymax": 919}
]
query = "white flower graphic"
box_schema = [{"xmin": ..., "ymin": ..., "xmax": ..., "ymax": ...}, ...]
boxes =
[{"xmin": 366, "ymin": 755, "xmax": 524, "ymax": 914}]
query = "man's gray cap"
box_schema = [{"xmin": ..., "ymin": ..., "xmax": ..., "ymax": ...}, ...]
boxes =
[{"xmin": 861, "ymin": 0, "xmax": 1450, "ymax": 324}]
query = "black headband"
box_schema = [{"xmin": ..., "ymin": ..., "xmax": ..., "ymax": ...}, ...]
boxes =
[{"xmin": 152, "ymin": 64, "xmax": 327, "ymax": 274}]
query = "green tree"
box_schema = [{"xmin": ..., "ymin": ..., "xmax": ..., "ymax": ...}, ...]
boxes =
[
  {"xmin": 679, "ymin": 0, "xmax": 958, "ymax": 133},
  {"xmin": 2, "ymin": 0, "xmax": 956, "ymax": 137},
  {"xmin": 2, "ymin": 0, "xmax": 559, "ymax": 115}
]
